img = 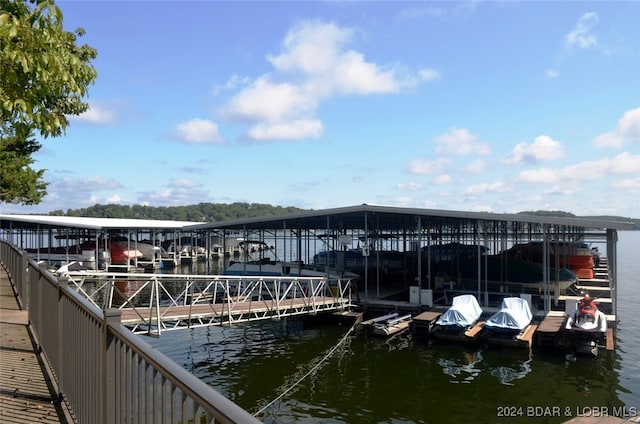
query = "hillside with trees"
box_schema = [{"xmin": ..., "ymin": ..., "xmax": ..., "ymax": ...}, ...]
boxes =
[{"xmin": 49, "ymin": 202, "xmax": 306, "ymax": 222}]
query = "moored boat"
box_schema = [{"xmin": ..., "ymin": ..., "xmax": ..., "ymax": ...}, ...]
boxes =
[
  {"xmin": 564, "ymin": 294, "xmax": 607, "ymax": 357},
  {"xmin": 223, "ymin": 258, "xmax": 359, "ymax": 280},
  {"xmin": 432, "ymin": 294, "xmax": 483, "ymax": 342},
  {"xmin": 481, "ymin": 297, "xmax": 537, "ymax": 348},
  {"xmin": 507, "ymin": 241, "xmax": 594, "ymax": 280}
]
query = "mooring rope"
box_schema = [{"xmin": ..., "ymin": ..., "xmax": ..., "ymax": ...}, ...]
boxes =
[{"xmin": 253, "ymin": 320, "xmax": 358, "ymax": 417}]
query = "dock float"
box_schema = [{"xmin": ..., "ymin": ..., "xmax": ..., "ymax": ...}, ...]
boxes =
[
  {"xmin": 411, "ymin": 310, "xmax": 442, "ymax": 336},
  {"xmin": 535, "ymin": 311, "xmax": 567, "ymax": 347}
]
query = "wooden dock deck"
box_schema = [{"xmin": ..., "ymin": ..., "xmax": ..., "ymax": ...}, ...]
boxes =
[
  {"xmin": 0, "ymin": 266, "xmax": 71, "ymax": 423},
  {"xmin": 411, "ymin": 310, "xmax": 442, "ymax": 335}
]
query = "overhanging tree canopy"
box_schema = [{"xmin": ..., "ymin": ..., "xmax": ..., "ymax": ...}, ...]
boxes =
[{"xmin": 0, "ymin": 0, "xmax": 97, "ymax": 204}]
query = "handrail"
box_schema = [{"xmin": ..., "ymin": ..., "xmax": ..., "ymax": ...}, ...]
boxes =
[
  {"xmin": 0, "ymin": 240, "xmax": 261, "ymax": 424},
  {"xmin": 60, "ymin": 271, "xmax": 352, "ymax": 335}
]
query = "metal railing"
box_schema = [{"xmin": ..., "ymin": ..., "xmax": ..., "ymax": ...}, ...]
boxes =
[
  {"xmin": 0, "ymin": 240, "xmax": 261, "ymax": 424},
  {"xmin": 60, "ymin": 271, "xmax": 352, "ymax": 335}
]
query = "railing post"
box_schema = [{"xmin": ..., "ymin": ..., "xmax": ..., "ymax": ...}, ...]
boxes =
[
  {"xmin": 103, "ymin": 308, "xmax": 122, "ymax": 424},
  {"xmin": 20, "ymin": 251, "xmax": 28, "ymax": 309},
  {"xmin": 153, "ymin": 276, "xmax": 161, "ymax": 336}
]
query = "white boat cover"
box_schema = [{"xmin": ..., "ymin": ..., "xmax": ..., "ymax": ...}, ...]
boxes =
[
  {"xmin": 485, "ymin": 297, "xmax": 532, "ymax": 331},
  {"xmin": 436, "ymin": 294, "xmax": 483, "ymax": 327}
]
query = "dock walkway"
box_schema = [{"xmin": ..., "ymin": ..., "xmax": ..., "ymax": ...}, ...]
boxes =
[{"xmin": 0, "ymin": 266, "xmax": 70, "ymax": 423}]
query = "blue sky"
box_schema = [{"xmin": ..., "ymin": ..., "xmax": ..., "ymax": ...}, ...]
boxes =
[{"xmin": 4, "ymin": 1, "xmax": 640, "ymax": 217}]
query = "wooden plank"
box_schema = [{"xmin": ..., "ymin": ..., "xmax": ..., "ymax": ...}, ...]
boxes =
[
  {"xmin": 537, "ymin": 315, "xmax": 566, "ymax": 333},
  {"xmin": 606, "ymin": 327, "xmax": 615, "ymax": 351},
  {"xmin": 464, "ymin": 321, "xmax": 485, "ymax": 338},
  {"xmin": 413, "ymin": 311, "xmax": 441, "ymax": 323},
  {"xmin": 516, "ymin": 324, "xmax": 538, "ymax": 342}
]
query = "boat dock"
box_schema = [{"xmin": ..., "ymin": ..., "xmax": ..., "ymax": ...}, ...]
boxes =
[{"xmin": 412, "ymin": 310, "xmax": 443, "ymax": 334}]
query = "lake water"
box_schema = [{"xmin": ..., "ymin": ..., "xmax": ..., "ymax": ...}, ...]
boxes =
[{"xmin": 146, "ymin": 231, "xmax": 639, "ymax": 424}]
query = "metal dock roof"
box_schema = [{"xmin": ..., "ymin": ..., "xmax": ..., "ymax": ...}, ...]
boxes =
[
  {"xmin": 183, "ymin": 204, "xmax": 636, "ymax": 232},
  {"xmin": 1, "ymin": 204, "xmax": 635, "ymax": 232},
  {"xmin": 0, "ymin": 214, "xmax": 200, "ymax": 231}
]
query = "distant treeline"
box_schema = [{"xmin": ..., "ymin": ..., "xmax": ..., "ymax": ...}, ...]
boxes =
[
  {"xmin": 49, "ymin": 203, "xmax": 306, "ymax": 222},
  {"xmin": 49, "ymin": 204, "xmax": 639, "ymax": 229},
  {"xmin": 517, "ymin": 210, "xmax": 639, "ymax": 229}
]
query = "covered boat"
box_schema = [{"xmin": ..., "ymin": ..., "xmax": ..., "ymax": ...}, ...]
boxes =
[
  {"xmin": 436, "ymin": 294, "xmax": 483, "ymax": 329},
  {"xmin": 485, "ymin": 297, "xmax": 532, "ymax": 331},
  {"xmin": 432, "ymin": 294, "xmax": 484, "ymax": 342},
  {"xmin": 482, "ymin": 297, "xmax": 536, "ymax": 348}
]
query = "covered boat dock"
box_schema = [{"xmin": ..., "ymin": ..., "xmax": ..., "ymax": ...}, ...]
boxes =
[
  {"xmin": 183, "ymin": 204, "xmax": 634, "ymax": 315},
  {"xmin": 1, "ymin": 205, "xmax": 634, "ymax": 314}
]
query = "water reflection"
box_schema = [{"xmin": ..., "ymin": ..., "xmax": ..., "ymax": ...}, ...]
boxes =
[
  {"xmin": 435, "ymin": 346, "xmax": 534, "ymax": 386},
  {"xmin": 488, "ymin": 354, "xmax": 532, "ymax": 386},
  {"xmin": 438, "ymin": 350, "xmax": 482, "ymax": 383}
]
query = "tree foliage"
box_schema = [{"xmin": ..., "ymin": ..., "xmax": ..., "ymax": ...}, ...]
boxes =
[
  {"xmin": 0, "ymin": 0, "xmax": 97, "ymax": 204},
  {"xmin": 54, "ymin": 202, "xmax": 308, "ymax": 222}
]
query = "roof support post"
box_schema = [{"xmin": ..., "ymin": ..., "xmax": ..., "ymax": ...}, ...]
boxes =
[{"xmin": 542, "ymin": 224, "xmax": 550, "ymax": 313}]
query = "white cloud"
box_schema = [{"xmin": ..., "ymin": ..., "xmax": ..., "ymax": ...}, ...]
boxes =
[
  {"xmin": 433, "ymin": 127, "xmax": 491, "ymax": 156},
  {"xmin": 224, "ymin": 77, "xmax": 317, "ymax": 123},
  {"xmin": 106, "ymin": 194, "xmax": 122, "ymax": 203},
  {"xmin": 593, "ymin": 107, "xmax": 640, "ymax": 148},
  {"xmin": 518, "ymin": 152, "xmax": 640, "ymax": 184},
  {"xmin": 222, "ymin": 20, "xmax": 440, "ymax": 142},
  {"xmin": 267, "ymin": 21, "xmax": 353, "ymax": 76},
  {"xmin": 611, "ymin": 178, "xmax": 640, "ymax": 193},
  {"xmin": 397, "ymin": 182, "xmax": 422, "ymax": 191},
  {"xmin": 518, "ymin": 168, "xmax": 558, "ymax": 184},
  {"xmin": 170, "ymin": 179, "xmax": 200, "ymax": 188},
  {"xmin": 461, "ymin": 182, "xmax": 513, "ymax": 196},
  {"xmin": 56, "ymin": 176, "xmax": 122, "ymax": 192},
  {"xmin": 71, "ymin": 102, "xmax": 118, "ymax": 125},
  {"xmin": 174, "ymin": 119, "xmax": 223, "ymax": 144},
  {"xmin": 462, "ymin": 159, "xmax": 485, "ymax": 173},
  {"xmin": 565, "ymin": 12, "xmax": 599, "ymax": 49},
  {"xmin": 503, "ymin": 135, "xmax": 566, "ymax": 164},
  {"xmin": 212, "ymin": 74, "xmax": 251, "ymax": 95},
  {"xmin": 247, "ymin": 119, "xmax": 323, "ymax": 141},
  {"xmin": 418, "ymin": 68, "xmax": 442, "ymax": 82},
  {"xmin": 137, "ymin": 179, "xmax": 210, "ymax": 206},
  {"xmin": 407, "ymin": 158, "xmax": 449, "ymax": 174},
  {"xmin": 432, "ymin": 174, "xmax": 452, "ymax": 185},
  {"xmin": 392, "ymin": 196, "xmax": 414, "ymax": 207},
  {"xmin": 544, "ymin": 184, "xmax": 578, "ymax": 196},
  {"xmin": 396, "ymin": 2, "xmax": 478, "ymax": 21}
]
